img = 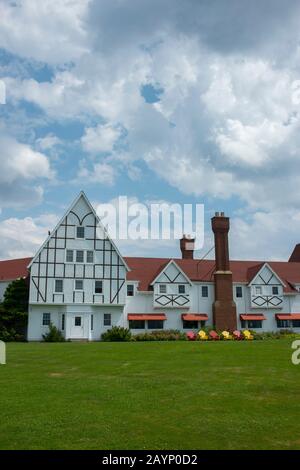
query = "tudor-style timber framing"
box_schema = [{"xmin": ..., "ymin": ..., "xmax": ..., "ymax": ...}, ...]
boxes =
[{"xmin": 28, "ymin": 192, "xmax": 129, "ymax": 306}]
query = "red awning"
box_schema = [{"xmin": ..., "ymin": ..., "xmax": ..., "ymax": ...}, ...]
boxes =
[
  {"xmin": 276, "ymin": 314, "xmax": 300, "ymax": 320},
  {"xmin": 240, "ymin": 314, "xmax": 266, "ymax": 321},
  {"xmin": 128, "ymin": 314, "xmax": 166, "ymax": 321},
  {"xmin": 182, "ymin": 314, "xmax": 208, "ymax": 321}
]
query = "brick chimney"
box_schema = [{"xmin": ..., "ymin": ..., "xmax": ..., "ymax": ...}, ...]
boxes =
[
  {"xmin": 211, "ymin": 212, "xmax": 237, "ymax": 331},
  {"xmin": 289, "ymin": 244, "xmax": 300, "ymax": 262},
  {"xmin": 180, "ymin": 235, "xmax": 195, "ymax": 259}
]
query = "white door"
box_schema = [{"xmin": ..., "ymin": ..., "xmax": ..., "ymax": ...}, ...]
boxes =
[{"xmin": 70, "ymin": 315, "xmax": 85, "ymax": 338}]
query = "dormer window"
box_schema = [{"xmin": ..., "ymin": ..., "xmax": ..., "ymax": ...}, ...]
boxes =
[
  {"xmin": 76, "ymin": 226, "xmax": 85, "ymax": 239},
  {"xmin": 159, "ymin": 284, "xmax": 167, "ymax": 294}
]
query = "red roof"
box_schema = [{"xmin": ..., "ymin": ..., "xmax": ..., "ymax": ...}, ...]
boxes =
[
  {"xmin": 1, "ymin": 255, "xmax": 300, "ymax": 295},
  {"xmin": 0, "ymin": 257, "xmax": 31, "ymax": 281},
  {"xmin": 125, "ymin": 257, "xmax": 300, "ymax": 293}
]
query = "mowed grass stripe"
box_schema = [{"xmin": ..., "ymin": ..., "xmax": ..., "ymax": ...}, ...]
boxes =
[{"xmin": 0, "ymin": 340, "xmax": 299, "ymax": 450}]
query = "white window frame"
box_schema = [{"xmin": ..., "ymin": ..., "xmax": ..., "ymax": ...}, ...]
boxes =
[
  {"xmin": 54, "ymin": 279, "xmax": 63, "ymax": 293},
  {"xmin": 201, "ymin": 285, "xmax": 209, "ymax": 298},
  {"xmin": 74, "ymin": 279, "xmax": 84, "ymax": 291},
  {"xmin": 95, "ymin": 280, "xmax": 103, "ymax": 294},
  {"xmin": 76, "ymin": 226, "xmax": 85, "ymax": 239},
  {"xmin": 127, "ymin": 284, "xmax": 135, "ymax": 296},
  {"xmin": 159, "ymin": 284, "xmax": 167, "ymax": 294},
  {"xmin": 178, "ymin": 284, "xmax": 186, "ymax": 294},
  {"xmin": 42, "ymin": 312, "xmax": 51, "ymax": 326},
  {"xmin": 255, "ymin": 286, "xmax": 262, "ymax": 295},
  {"xmin": 86, "ymin": 250, "xmax": 94, "ymax": 264},
  {"xmin": 76, "ymin": 250, "xmax": 85, "ymax": 264},
  {"xmin": 104, "ymin": 313, "xmax": 111, "ymax": 326},
  {"xmin": 65, "ymin": 249, "xmax": 74, "ymax": 263}
]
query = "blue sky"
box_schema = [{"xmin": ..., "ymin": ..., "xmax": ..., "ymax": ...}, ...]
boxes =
[{"xmin": 1, "ymin": 0, "xmax": 300, "ymax": 261}]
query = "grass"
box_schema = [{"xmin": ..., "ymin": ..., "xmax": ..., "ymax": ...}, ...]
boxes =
[{"xmin": 0, "ymin": 340, "xmax": 300, "ymax": 450}]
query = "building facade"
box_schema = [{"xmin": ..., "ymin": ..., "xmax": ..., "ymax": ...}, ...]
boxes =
[{"xmin": 2, "ymin": 191, "xmax": 300, "ymax": 340}]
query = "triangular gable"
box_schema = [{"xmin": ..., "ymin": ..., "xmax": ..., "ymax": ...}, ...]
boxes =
[
  {"xmin": 150, "ymin": 259, "xmax": 192, "ymax": 286},
  {"xmin": 248, "ymin": 262, "xmax": 285, "ymax": 287},
  {"xmin": 28, "ymin": 191, "xmax": 129, "ymax": 271}
]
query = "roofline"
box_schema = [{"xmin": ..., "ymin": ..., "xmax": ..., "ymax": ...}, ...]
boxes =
[
  {"xmin": 248, "ymin": 262, "xmax": 286, "ymax": 287},
  {"xmin": 28, "ymin": 191, "xmax": 130, "ymax": 272},
  {"xmin": 150, "ymin": 259, "xmax": 193, "ymax": 286}
]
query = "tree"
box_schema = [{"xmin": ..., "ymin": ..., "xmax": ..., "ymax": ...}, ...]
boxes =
[{"xmin": 2, "ymin": 278, "xmax": 29, "ymax": 312}]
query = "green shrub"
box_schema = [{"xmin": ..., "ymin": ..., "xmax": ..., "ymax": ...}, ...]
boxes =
[
  {"xmin": 0, "ymin": 326, "xmax": 25, "ymax": 342},
  {"xmin": 0, "ymin": 306, "xmax": 28, "ymax": 340},
  {"xmin": 101, "ymin": 326, "xmax": 132, "ymax": 342},
  {"xmin": 133, "ymin": 329, "xmax": 186, "ymax": 341},
  {"xmin": 42, "ymin": 323, "xmax": 65, "ymax": 342}
]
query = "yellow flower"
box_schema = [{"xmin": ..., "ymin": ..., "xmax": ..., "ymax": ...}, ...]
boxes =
[
  {"xmin": 198, "ymin": 330, "xmax": 208, "ymax": 341},
  {"xmin": 243, "ymin": 330, "xmax": 254, "ymax": 340}
]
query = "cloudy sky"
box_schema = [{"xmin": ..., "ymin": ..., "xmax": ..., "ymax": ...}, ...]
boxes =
[{"xmin": 1, "ymin": 0, "xmax": 300, "ymax": 261}]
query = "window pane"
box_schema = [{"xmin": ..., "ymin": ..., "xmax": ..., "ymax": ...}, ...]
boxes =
[
  {"xmin": 159, "ymin": 285, "xmax": 167, "ymax": 294},
  {"xmin": 91, "ymin": 314, "xmax": 94, "ymax": 331},
  {"xmin": 292, "ymin": 320, "xmax": 300, "ymax": 328},
  {"xmin": 202, "ymin": 286, "xmax": 208, "ymax": 297},
  {"xmin": 61, "ymin": 314, "xmax": 65, "ymax": 331},
  {"xmin": 104, "ymin": 313, "xmax": 111, "ymax": 326},
  {"xmin": 42, "ymin": 313, "xmax": 51, "ymax": 326},
  {"xmin": 248, "ymin": 320, "xmax": 262, "ymax": 329},
  {"xmin": 77, "ymin": 226, "xmax": 85, "ymax": 238},
  {"xmin": 236, "ymin": 286, "xmax": 243, "ymax": 298},
  {"xmin": 255, "ymin": 286, "xmax": 262, "ymax": 294},
  {"xmin": 76, "ymin": 250, "xmax": 84, "ymax": 263},
  {"xmin": 75, "ymin": 280, "xmax": 83, "ymax": 290},
  {"xmin": 277, "ymin": 319, "xmax": 290, "ymax": 328},
  {"xmin": 183, "ymin": 320, "xmax": 198, "ymax": 329},
  {"xmin": 95, "ymin": 280, "xmax": 103, "ymax": 293},
  {"xmin": 178, "ymin": 285, "xmax": 185, "ymax": 294},
  {"xmin": 272, "ymin": 286, "xmax": 279, "ymax": 295},
  {"xmin": 127, "ymin": 284, "xmax": 134, "ymax": 296},
  {"xmin": 55, "ymin": 279, "xmax": 63, "ymax": 293},
  {"xmin": 75, "ymin": 316, "xmax": 81, "ymax": 326},
  {"xmin": 129, "ymin": 320, "xmax": 145, "ymax": 329},
  {"xmin": 148, "ymin": 320, "xmax": 164, "ymax": 329},
  {"xmin": 87, "ymin": 251, "xmax": 94, "ymax": 263},
  {"xmin": 66, "ymin": 250, "xmax": 73, "ymax": 262}
]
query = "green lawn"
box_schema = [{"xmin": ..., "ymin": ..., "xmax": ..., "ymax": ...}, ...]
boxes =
[{"xmin": 0, "ymin": 340, "xmax": 300, "ymax": 450}]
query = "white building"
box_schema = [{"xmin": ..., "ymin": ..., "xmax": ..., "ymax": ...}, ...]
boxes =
[{"xmin": 1, "ymin": 191, "xmax": 300, "ymax": 340}]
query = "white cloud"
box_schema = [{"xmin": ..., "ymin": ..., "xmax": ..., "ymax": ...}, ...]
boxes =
[
  {"xmin": 81, "ymin": 123, "xmax": 122, "ymax": 154},
  {"xmin": 0, "ymin": 134, "xmax": 53, "ymax": 208},
  {"xmin": 0, "ymin": 135, "xmax": 52, "ymax": 184},
  {"xmin": 0, "ymin": 213, "xmax": 59, "ymax": 259},
  {"xmin": 2, "ymin": 0, "xmax": 300, "ymax": 259},
  {"xmin": 230, "ymin": 209, "xmax": 300, "ymax": 261},
  {"xmin": 0, "ymin": 0, "xmax": 89, "ymax": 64},
  {"xmin": 77, "ymin": 161, "xmax": 116, "ymax": 186},
  {"xmin": 36, "ymin": 133, "xmax": 62, "ymax": 151}
]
